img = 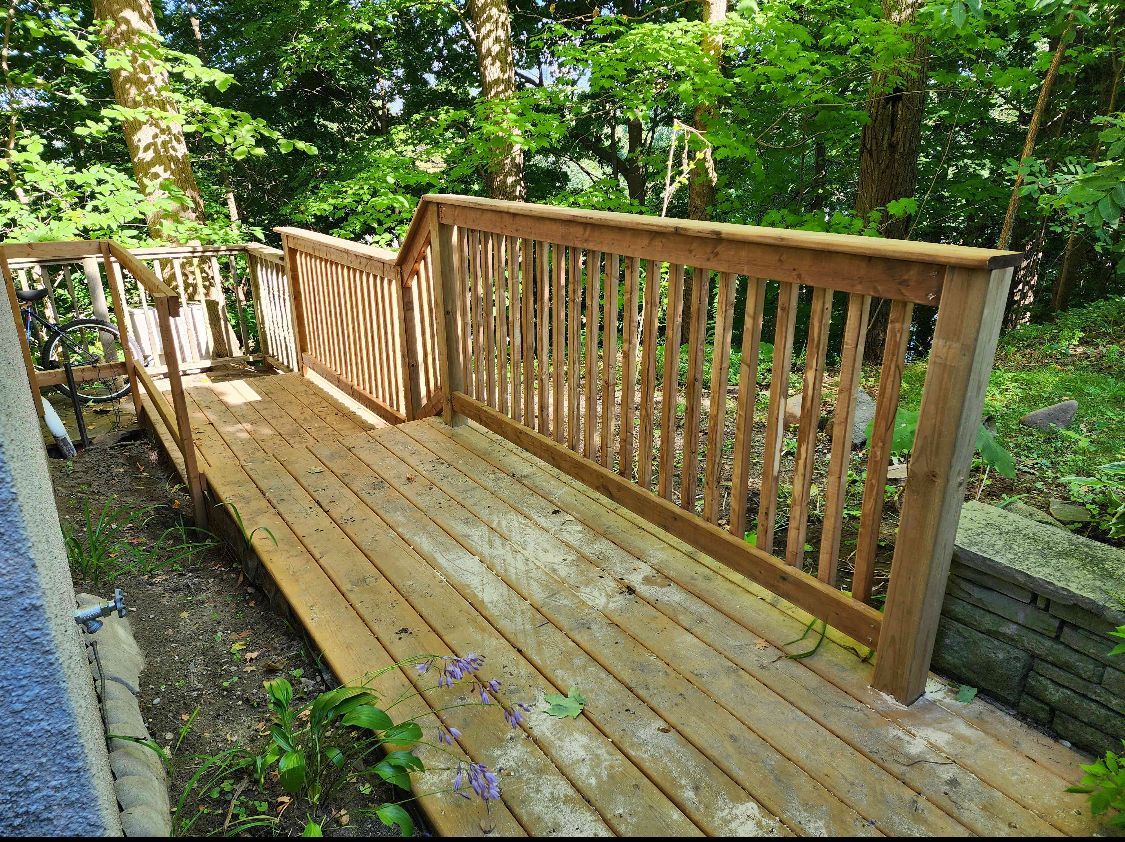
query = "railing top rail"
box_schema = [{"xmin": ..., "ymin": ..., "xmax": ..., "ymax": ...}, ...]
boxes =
[
  {"xmin": 275, "ymin": 225, "xmax": 400, "ymax": 264},
  {"xmin": 426, "ymin": 194, "xmax": 1025, "ymax": 272},
  {"xmin": 0, "ymin": 240, "xmax": 105, "ymax": 263},
  {"xmin": 104, "ymin": 242, "xmax": 179, "ymax": 301}
]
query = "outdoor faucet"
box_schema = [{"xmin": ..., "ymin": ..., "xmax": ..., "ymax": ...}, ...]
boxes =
[{"xmin": 74, "ymin": 589, "xmax": 127, "ymax": 634}]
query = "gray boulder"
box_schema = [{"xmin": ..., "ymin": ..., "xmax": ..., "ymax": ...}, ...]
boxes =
[
  {"xmin": 1049, "ymin": 499, "xmax": 1093, "ymax": 524},
  {"xmin": 851, "ymin": 389, "xmax": 876, "ymax": 447},
  {"xmin": 1020, "ymin": 400, "xmax": 1077, "ymax": 430},
  {"xmin": 1003, "ymin": 500, "xmax": 1065, "ymax": 529}
]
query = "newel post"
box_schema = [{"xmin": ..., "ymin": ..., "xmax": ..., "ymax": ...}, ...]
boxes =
[
  {"xmin": 427, "ymin": 206, "xmax": 465, "ymax": 426},
  {"xmin": 279, "ymin": 231, "xmax": 310, "ymax": 375},
  {"xmin": 873, "ymin": 265, "xmax": 1014, "ymax": 704}
]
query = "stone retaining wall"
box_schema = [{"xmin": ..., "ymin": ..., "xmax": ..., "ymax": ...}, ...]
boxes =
[{"xmin": 932, "ymin": 501, "xmax": 1125, "ymax": 756}]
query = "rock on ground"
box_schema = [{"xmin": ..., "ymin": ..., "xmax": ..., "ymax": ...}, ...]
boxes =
[{"xmin": 1019, "ymin": 400, "xmax": 1078, "ymax": 430}]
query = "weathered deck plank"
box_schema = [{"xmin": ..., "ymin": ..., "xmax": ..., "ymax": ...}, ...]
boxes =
[{"xmin": 153, "ymin": 367, "xmax": 1098, "ymax": 838}]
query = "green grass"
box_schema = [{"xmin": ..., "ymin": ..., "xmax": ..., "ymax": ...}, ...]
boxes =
[{"xmin": 900, "ymin": 296, "xmax": 1125, "ymax": 513}]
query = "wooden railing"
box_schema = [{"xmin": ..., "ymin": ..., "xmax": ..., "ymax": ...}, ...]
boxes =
[
  {"xmin": 416, "ymin": 195, "xmax": 1021, "ymax": 705},
  {"xmin": 277, "ymin": 217, "xmax": 443, "ymax": 423},
  {"xmin": 2, "ymin": 239, "xmax": 302, "ymax": 527}
]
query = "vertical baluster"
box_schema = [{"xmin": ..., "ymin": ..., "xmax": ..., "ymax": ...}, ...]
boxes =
[
  {"xmin": 703, "ymin": 272, "xmax": 736, "ymax": 523},
  {"xmin": 819, "ymin": 294, "xmax": 872, "ymax": 585},
  {"xmin": 757, "ymin": 281, "xmax": 800, "ymax": 553},
  {"xmin": 637, "ymin": 259, "xmax": 660, "ymax": 490},
  {"xmin": 513, "ymin": 236, "xmax": 524, "ymax": 423},
  {"xmin": 550, "ymin": 243, "xmax": 564, "ymax": 442},
  {"xmin": 786, "ymin": 286, "xmax": 834, "ymax": 567},
  {"xmin": 658, "ymin": 264, "xmax": 685, "ymax": 500},
  {"xmin": 496, "ymin": 235, "xmax": 512, "ymax": 415},
  {"xmin": 469, "ymin": 230, "xmax": 485, "ymax": 401},
  {"xmin": 533, "ymin": 240, "xmax": 547, "ymax": 434},
  {"xmin": 853, "ymin": 299, "xmax": 913, "ymax": 602},
  {"xmin": 728, "ymin": 278, "xmax": 767, "ymax": 537},
  {"xmin": 619, "ymin": 256, "xmax": 641, "ymax": 479},
  {"xmin": 600, "ymin": 253, "xmax": 619, "ymax": 468},
  {"xmin": 454, "ymin": 229, "xmax": 473, "ymax": 388},
  {"xmin": 482, "ymin": 232, "xmax": 497, "ymax": 407},
  {"xmin": 584, "ymin": 251, "xmax": 601, "ymax": 460},
  {"xmin": 566, "ymin": 247, "xmax": 582, "ymax": 452},
  {"xmin": 681, "ymin": 267, "xmax": 709, "ymax": 511}
]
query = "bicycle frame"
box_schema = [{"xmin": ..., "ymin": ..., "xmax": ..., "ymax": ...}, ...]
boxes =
[{"xmin": 23, "ymin": 304, "xmax": 103, "ymax": 367}]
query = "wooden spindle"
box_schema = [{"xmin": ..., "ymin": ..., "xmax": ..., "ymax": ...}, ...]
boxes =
[
  {"xmin": 817, "ymin": 294, "xmax": 872, "ymax": 586},
  {"xmin": 619, "ymin": 256, "xmax": 641, "ymax": 479},
  {"xmin": 728, "ymin": 278, "xmax": 768, "ymax": 538},
  {"xmin": 584, "ymin": 251, "xmax": 601, "ymax": 460},
  {"xmin": 658, "ymin": 264, "xmax": 685, "ymax": 500},
  {"xmin": 566, "ymin": 248, "xmax": 582, "ymax": 452},
  {"xmin": 786, "ymin": 286, "xmax": 834, "ymax": 567},
  {"xmin": 534, "ymin": 240, "xmax": 548, "ymax": 434},
  {"xmin": 637, "ymin": 259, "xmax": 660, "ymax": 490},
  {"xmin": 551, "ymin": 243, "xmax": 564, "ymax": 442},
  {"xmin": 600, "ymin": 253, "xmax": 619, "ymax": 468},
  {"xmin": 681, "ymin": 267, "xmax": 709, "ymax": 511},
  {"xmin": 702, "ymin": 272, "xmax": 736, "ymax": 523},
  {"xmin": 757, "ymin": 281, "xmax": 800, "ymax": 553},
  {"xmin": 853, "ymin": 299, "xmax": 913, "ymax": 603}
]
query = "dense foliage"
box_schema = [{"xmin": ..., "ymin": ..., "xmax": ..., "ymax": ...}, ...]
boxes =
[{"xmin": 2, "ymin": 0, "xmax": 1120, "ymax": 310}]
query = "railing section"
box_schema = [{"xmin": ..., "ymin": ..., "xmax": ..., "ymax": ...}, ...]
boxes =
[{"xmin": 426, "ymin": 195, "xmax": 1020, "ymax": 704}]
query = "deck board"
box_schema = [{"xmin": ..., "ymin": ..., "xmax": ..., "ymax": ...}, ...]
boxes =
[{"xmin": 151, "ymin": 367, "xmax": 1099, "ymax": 837}]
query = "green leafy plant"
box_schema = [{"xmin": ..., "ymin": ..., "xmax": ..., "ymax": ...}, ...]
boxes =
[
  {"xmin": 867, "ymin": 408, "xmax": 1017, "ymax": 479},
  {"xmin": 63, "ymin": 500, "xmax": 215, "ymax": 586},
  {"xmin": 1061, "ymin": 462, "xmax": 1125, "ymax": 538}
]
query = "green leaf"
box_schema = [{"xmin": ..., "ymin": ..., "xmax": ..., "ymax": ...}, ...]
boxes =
[
  {"xmin": 265, "ymin": 678, "xmax": 293, "ymax": 713},
  {"xmin": 976, "ymin": 426, "xmax": 1016, "ymax": 478},
  {"xmin": 278, "ymin": 750, "xmax": 306, "ymax": 794},
  {"xmin": 951, "ymin": 1, "xmax": 967, "ymax": 29},
  {"xmin": 374, "ymin": 760, "xmax": 412, "ymax": 791},
  {"xmin": 376, "ymin": 803, "xmax": 414, "ymax": 837},
  {"xmin": 341, "ymin": 704, "xmax": 394, "ymax": 732},
  {"xmin": 302, "ymin": 820, "xmax": 323, "ymax": 837},
  {"xmin": 382, "ymin": 722, "xmax": 423, "ymax": 744},
  {"xmin": 955, "ymin": 684, "xmax": 978, "ymax": 703},
  {"xmin": 544, "ymin": 687, "xmax": 586, "ymax": 718}
]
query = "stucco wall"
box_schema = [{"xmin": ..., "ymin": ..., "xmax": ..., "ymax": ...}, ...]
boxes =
[{"xmin": 0, "ymin": 300, "xmax": 120, "ymax": 835}]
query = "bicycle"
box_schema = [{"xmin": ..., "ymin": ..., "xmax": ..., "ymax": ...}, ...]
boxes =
[{"xmin": 16, "ymin": 286, "xmax": 147, "ymax": 403}]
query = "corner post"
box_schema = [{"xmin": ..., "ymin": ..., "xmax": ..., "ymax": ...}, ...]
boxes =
[
  {"xmin": 873, "ymin": 265, "xmax": 1014, "ymax": 704},
  {"xmin": 279, "ymin": 232, "xmax": 310, "ymax": 374},
  {"xmin": 428, "ymin": 205, "xmax": 465, "ymax": 426},
  {"xmin": 100, "ymin": 243, "xmax": 144, "ymax": 420},
  {"xmin": 154, "ymin": 295, "xmax": 206, "ymax": 527},
  {"xmin": 399, "ymin": 263, "xmax": 424, "ymax": 421}
]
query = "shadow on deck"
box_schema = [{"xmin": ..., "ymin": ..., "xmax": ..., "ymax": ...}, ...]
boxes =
[{"xmin": 150, "ymin": 366, "xmax": 1094, "ymax": 837}]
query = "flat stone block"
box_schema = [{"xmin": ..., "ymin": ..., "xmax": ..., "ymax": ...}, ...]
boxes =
[
  {"xmin": 947, "ymin": 576, "xmax": 1060, "ymax": 635},
  {"xmin": 931, "ymin": 616, "xmax": 1032, "ymax": 704},
  {"xmin": 1061, "ymin": 624, "xmax": 1125, "ymax": 666},
  {"xmin": 949, "ymin": 560, "xmax": 1034, "ymax": 602},
  {"xmin": 1104, "ymin": 667, "xmax": 1125, "ymax": 697},
  {"xmin": 1017, "ymin": 694, "xmax": 1053, "ymax": 725},
  {"xmin": 1053, "ymin": 712, "xmax": 1121, "ymax": 758},
  {"xmin": 1025, "ymin": 673, "xmax": 1125, "ymax": 740},
  {"xmin": 1052, "ymin": 602, "xmax": 1121, "ymax": 637},
  {"xmin": 955, "ymin": 501, "xmax": 1125, "ymax": 626},
  {"xmin": 942, "ymin": 596, "xmax": 1106, "ymax": 682},
  {"xmin": 1033, "ymin": 661, "xmax": 1119, "ymax": 715}
]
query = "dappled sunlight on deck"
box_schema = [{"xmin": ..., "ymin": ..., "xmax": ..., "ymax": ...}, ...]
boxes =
[{"xmin": 144, "ymin": 366, "xmax": 1097, "ymax": 838}]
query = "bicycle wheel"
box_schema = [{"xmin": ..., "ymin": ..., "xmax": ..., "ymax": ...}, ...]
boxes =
[{"xmin": 40, "ymin": 318, "xmax": 137, "ymax": 403}]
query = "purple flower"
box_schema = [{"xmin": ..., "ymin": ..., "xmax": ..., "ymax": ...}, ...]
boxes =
[
  {"xmin": 435, "ymin": 653, "xmax": 485, "ymax": 688},
  {"xmin": 503, "ymin": 706, "xmax": 523, "ymax": 728},
  {"xmin": 467, "ymin": 762, "xmax": 501, "ymax": 802},
  {"xmin": 437, "ymin": 725, "xmax": 461, "ymax": 746},
  {"xmin": 487, "ymin": 679, "xmax": 501, "ymax": 693}
]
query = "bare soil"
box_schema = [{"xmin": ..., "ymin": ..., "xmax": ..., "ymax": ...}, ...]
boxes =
[{"xmin": 47, "ymin": 399, "xmax": 406, "ymax": 837}]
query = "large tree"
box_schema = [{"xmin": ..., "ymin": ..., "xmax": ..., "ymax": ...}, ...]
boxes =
[
  {"xmin": 467, "ymin": 0, "xmax": 524, "ymax": 200},
  {"xmin": 855, "ymin": 0, "xmax": 928, "ymax": 360},
  {"xmin": 92, "ymin": 0, "xmax": 205, "ymax": 237}
]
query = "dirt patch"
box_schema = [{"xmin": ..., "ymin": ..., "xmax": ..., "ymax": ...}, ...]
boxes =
[{"xmin": 49, "ymin": 411, "xmax": 410, "ymax": 837}]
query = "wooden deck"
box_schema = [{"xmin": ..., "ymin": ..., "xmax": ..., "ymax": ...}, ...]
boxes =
[{"xmin": 155, "ymin": 367, "xmax": 1097, "ymax": 837}]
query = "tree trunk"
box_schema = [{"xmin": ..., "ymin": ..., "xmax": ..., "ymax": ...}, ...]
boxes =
[
  {"xmin": 1050, "ymin": 51, "xmax": 1120, "ymax": 313},
  {"xmin": 467, "ymin": 0, "xmax": 524, "ymax": 201},
  {"xmin": 683, "ymin": 0, "xmax": 726, "ymax": 327},
  {"xmin": 855, "ymin": 0, "xmax": 928, "ymax": 362},
  {"xmin": 93, "ymin": 0, "xmax": 205, "ymax": 237}
]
